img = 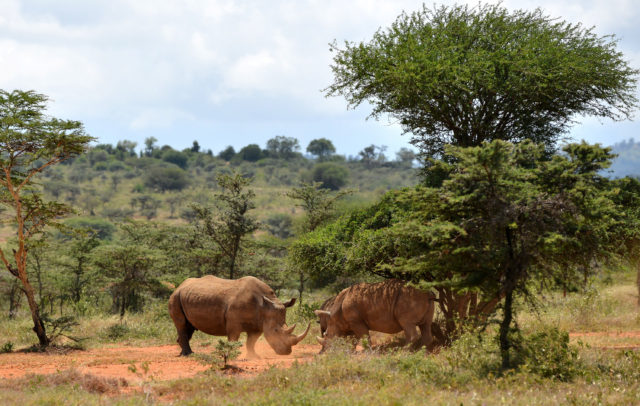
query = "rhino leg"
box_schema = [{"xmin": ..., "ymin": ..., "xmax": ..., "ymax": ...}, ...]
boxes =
[
  {"xmin": 417, "ymin": 322, "xmax": 434, "ymax": 350},
  {"xmin": 245, "ymin": 332, "xmax": 261, "ymax": 359},
  {"xmin": 350, "ymin": 322, "xmax": 370, "ymax": 350},
  {"xmin": 176, "ymin": 322, "xmax": 195, "ymax": 356},
  {"xmin": 170, "ymin": 308, "xmax": 195, "ymax": 356},
  {"xmin": 401, "ymin": 323, "xmax": 421, "ymax": 346}
]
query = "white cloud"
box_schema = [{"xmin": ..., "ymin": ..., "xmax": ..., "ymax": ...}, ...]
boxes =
[
  {"xmin": 130, "ymin": 108, "xmax": 195, "ymax": 130},
  {"xmin": 0, "ymin": 0, "xmax": 637, "ymax": 153}
]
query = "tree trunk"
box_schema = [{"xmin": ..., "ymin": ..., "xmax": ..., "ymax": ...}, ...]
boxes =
[
  {"xmin": 21, "ymin": 275, "xmax": 49, "ymax": 347},
  {"xmin": 8, "ymin": 280, "xmax": 21, "ymax": 319},
  {"xmin": 120, "ymin": 292, "xmax": 126, "ymax": 320},
  {"xmin": 499, "ymin": 287, "xmax": 514, "ymax": 370},
  {"xmin": 229, "ymin": 238, "xmax": 241, "ymax": 280},
  {"xmin": 637, "ymin": 263, "xmax": 640, "ymax": 306},
  {"xmin": 299, "ymin": 272, "xmax": 305, "ymax": 305}
]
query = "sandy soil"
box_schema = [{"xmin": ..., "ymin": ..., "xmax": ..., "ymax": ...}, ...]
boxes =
[{"xmin": 0, "ymin": 340, "xmax": 321, "ymax": 383}]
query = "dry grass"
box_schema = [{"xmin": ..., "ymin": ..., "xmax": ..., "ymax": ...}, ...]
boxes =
[{"xmin": 0, "ymin": 368, "xmax": 127, "ymax": 395}]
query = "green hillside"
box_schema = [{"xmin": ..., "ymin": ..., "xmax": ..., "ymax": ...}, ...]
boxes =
[{"xmin": 0, "ymin": 136, "xmax": 419, "ymax": 322}]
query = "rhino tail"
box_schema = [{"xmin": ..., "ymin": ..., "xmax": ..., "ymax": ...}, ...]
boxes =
[{"xmin": 169, "ymin": 292, "xmax": 197, "ymax": 332}]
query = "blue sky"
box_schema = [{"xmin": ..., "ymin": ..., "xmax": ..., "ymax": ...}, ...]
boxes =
[{"xmin": 0, "ymin": 0, "xmax": 638, "ymax": 157}]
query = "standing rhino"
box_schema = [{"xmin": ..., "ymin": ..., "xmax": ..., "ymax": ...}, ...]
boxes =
[
  {"xmin": 169, "ymin": 275, "xmax": 310, "ymax": 357},
  {"xmin": 315, "ymin": 280, "xmax": 436, "ymax": 351}
]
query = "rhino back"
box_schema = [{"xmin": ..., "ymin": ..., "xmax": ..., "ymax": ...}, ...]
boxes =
[
  {"xmin": 394, "ymin": 284, "xmax": 434, "ymax": 326},
  {"xmin": 340, "ymin": 280, "xmax": 433, "ymax": 334},
  {"xmin": 341, "ymin": 280, "xmax": 405, "ymax": 334}
]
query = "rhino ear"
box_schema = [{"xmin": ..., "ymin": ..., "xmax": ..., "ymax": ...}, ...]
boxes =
[
  {"xmin": 283, "ymin": 298, "xmax": 296, "ymax": 308},
  {"xmin": 262, "ymin": 296, "xmax": 276, "ymax": 307}
]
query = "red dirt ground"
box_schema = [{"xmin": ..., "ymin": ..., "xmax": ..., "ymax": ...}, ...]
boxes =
[
  {"xmin": 1, "ymin": 331, "xmax": 639, "ymax": 385},
  {"xmin": 0, "ymin": 341, "xmax": 321, "ymax": 383}
]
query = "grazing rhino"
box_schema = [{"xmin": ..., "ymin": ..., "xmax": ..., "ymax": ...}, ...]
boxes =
[
  {"xmin": 168, "ymin": 275, "xmax": 310, "ymax": 357},
  {"xmin": 315, "ymin": 280, "xmax": 436, "ymax": 351}
]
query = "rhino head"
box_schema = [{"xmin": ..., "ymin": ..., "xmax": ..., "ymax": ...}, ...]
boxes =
[
  {"xmin": 261, "ymin": 296, "xmax": 311, "ymax": 355},
  {"xmin": 314, "ymin": 309, "xmax": 332, "ymax": 352}
]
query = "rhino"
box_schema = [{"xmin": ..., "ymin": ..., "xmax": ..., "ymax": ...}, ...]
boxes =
[
  {"xmin": 168, "ymin": 275, "xmax": 310, "ymax": 357},
  {"xmin": 315, "ymin": 280, "xmax": 436, "ymax": 351}
]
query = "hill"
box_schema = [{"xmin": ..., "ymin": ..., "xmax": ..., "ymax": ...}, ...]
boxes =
[{"xmin": 609, "ymin": 138, "xmax": 640, "ymax": 178}]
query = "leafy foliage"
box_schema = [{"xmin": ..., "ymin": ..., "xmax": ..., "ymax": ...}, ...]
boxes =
[
  {"xmin": 311, "ymin": 162, "xmax": 349, "ymax": 190},
  {"xmin": 214, "ymin": 338, "xmax": 242, "ymax": 368},
  {"xmin": 143, "ymin": 164, "xmax": 189, "ymax": 192},
  {"xmin": 326, "ymin": 3, "xmax": 638, "ymax": 158},
  {"xmin": 293, "ymin": 140, "xmax": 631, "ymax": 369}
]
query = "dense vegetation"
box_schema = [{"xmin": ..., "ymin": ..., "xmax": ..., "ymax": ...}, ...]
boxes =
[{"xmin": 0, "ymin": 112, "xmax": 420, "ymax": 343}]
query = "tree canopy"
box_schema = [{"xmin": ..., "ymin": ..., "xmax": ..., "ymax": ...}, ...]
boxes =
[
  {"xmin": 326, "ymin": 3, "xmax": 638, "ymax": 158},
  {"xmin": 307, "ymin": 138, "xmax": 336, "ymax": 161}
]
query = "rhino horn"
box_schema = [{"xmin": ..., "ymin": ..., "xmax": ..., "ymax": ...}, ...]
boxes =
[
  {"xmin": 283, "ymin": 324, "xmax": 296, "ymax": 335},
  {"xmin": 290, "ymin": 323, "xmax": 311, "ymax": 346},
  {"xmin": 316, "ymin": 336, "xmax": 325, "ymax": 346},
  {"xmin": 314, "ymin": 310, "xmax": 331, "ymax": 317}
]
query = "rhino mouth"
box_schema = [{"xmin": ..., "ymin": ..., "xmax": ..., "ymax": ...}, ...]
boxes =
[{"xmin": 265, "ymin": 323, "xmax": 311, "ymax": 355}]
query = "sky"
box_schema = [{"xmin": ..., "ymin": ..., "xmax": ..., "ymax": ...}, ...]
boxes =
[{"xmin": 0, "ymin": 0, "xmax": 638, "ymax": 157}]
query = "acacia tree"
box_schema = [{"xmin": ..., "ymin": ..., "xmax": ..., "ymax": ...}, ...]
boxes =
[
  {"xmin": 286, "ymin": 182, "xmax": 352, "ymax": 233},
  {"xmin": 266, "ymin": 135, "xmax": 300, "ymax": 159},
  {"xmin": 306, "ymin": 138, "xmax": 336, "ymax": 161},
  {"xmin": 293, "ymin": 141, "xmax": 626, "ymax": 368},
  {"xmin": 0, "ymin": 90, "xmax": 93, "ymax": 347},
  {"xmin": 191, "ymin": 171, "xmax": 259, "ymax": 279},
  {"xmin": 326, "ymin": 4, "xmax": 638, "ymax": 160}
]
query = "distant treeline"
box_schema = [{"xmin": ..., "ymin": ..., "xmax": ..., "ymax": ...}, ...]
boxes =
[{"xmin": 89, "ymin": 135, "xmax": 417, "ymax": 168}]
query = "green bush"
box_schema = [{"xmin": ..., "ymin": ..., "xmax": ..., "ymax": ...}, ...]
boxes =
[
  {"xmin": 518, "ymin": 327, "xmax": 581, "ymax": 381},
  {"xmin": 1, "ymin": 342, "xmax": 13, "ymax": 353},
  {"xmin": 311, "ymin": 162, "xmax": 349, "ymax": 190},
  {"xmin": 161, "ymin": 150, "xmax": 189, "ymax": 169},
  {"xmin": 107, "ymin": 161, "xmax": 127, "ymax": 171},
  {"xmin": 144, "ymin": 165, "xmax": 189, "ymax": 192},
  {"xmin": 64, "ymin": 217, "xmax": 116, "ymax": 240},
  {"xmin": 104, "ymin": 323, "xmax": 130, "ymax": 340},
  {"xmin": 265, "ymin": 213, "xmax": 294, "ymax": 239}
]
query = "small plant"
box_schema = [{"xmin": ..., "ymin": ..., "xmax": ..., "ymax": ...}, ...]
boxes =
[
  {"xmin": 1, "ymin": 341, "xmax": 14, "ymax": 353},
  {"xmin": 214, "ymin": 338, "xmax": 242, "ymax": 369},
  {"xmin": 128, "ymin": 361, "xmax": 151, "ymax": 377},
  {"xmin": 42, "ymin": 314, "xmax": 82, "ymax": 344},
  {"xmin": 105, "ymin": 323, "xmax": 130, "ymax": 340}
]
